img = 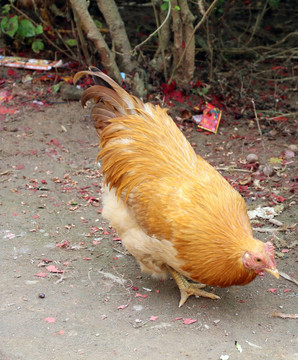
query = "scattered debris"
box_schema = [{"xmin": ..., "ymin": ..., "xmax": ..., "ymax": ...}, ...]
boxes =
[
  {"xmin": 248, "ymin": 206, "xmax": 281, "ymax": 220},
  {"xmin": 245, "ymin": 340, "xmax": 262, "ymax": 349},
  {"xmin": 269, "ymin": 218, "xmax": 283, "ymax": 227},
  {"xmin": 97, "ymin": 270, "xmax": 126, "ymax": 285},
  {"xmin": 219, "ymin": 355, "xmax": 230, "ymax": 360},
  {"xmin": 44, "ymin": 317, "xmax": 56, "ymax": 323},
  {"xmin": 267, "ymin": 288, "xmax": 277, "ymax": 294},
  {"xmin": 193, "ymin": 103, "xmax": 222, "ymax": 133},
  {"xmin": 279, "ymin": 271, "xmax": 298, "ymax": 286},
  {"xmin": 235, "ymin": 341, "xmax": 243, "ymax": 353},
  {"xmin": 0, "ymin": 56, "xmax": 62, "ymax": 70},
  {"xmin": 183, "ymin": 318, "xmax": 197, "ymax": 325},
  {"xmin": 271, "ymin": 310, "xmax": 298, "ymax": 319}
]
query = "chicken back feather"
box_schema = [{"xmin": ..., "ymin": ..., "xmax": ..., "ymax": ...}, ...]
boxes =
[{"xmin": 74, "ymin": 68, "xmax": 279, "ymax": 305}]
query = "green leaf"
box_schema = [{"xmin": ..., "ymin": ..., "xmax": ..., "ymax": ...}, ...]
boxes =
[
  {"xmin": 268, "ymin": 0, "xmax": 279, "ymax": 6},
  {"xmin": 65, "ymin": 38, "xmax": 77, "ymax": 47},
  {"xmin": 94, "ymin": 19, "xmax": 103, "ymax": 28},
  {"xmin": 1, "ymin": 15, "xmax": 18, "ymax": 37},
  {"xmin": 32, "ymin": 39, "xmax": 44, "ymax": 53},
  {"xmin": 269, "ymin": 157, "xmax": 283, "ymax": 164},
  {"xmin": 35, "ymin": 24, "xmax": 43, "ymax": 35},
  {"xmin": 52, "ymin": 83, "xmax": 62, "ymax": 93},
  {"xmin": 1, "ymin": 4, "xmax": 10, "ymax": 14},
  {"xmin": 174, "ymin": 6, "xmax": 180, "ymax": 10},
  {"xmin": 17, "ymin": 19, "xmax": 36, "ymax": 37},
  {"xmin": 161, "ymin": 3, "xmax": 169, "ymax": 11}
]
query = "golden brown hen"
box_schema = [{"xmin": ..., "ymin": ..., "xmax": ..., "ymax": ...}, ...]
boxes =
[{"xmin": 74, "ymin": 68, "xmax": 279, "ymax": 307}]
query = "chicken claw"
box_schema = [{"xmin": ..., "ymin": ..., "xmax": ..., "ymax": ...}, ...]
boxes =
[{"xmin": 167, "ymin": 266, "xmax": 220, "ymax": 307}]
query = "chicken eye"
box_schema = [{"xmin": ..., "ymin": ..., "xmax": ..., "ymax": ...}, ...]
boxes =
[{"xmin": 256, "ymin": 258, "xmax": 261, "ymax": 262}]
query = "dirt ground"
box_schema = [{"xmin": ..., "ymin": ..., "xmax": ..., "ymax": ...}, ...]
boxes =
[{"xmin": 0, "ymin": 76, "xmax": 297, "ymax": 360}]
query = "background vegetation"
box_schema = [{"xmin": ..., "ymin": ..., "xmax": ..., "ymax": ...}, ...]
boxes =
[{"xmin": 0, "ymin": 0, "xmax": 297, "ymax": 104}]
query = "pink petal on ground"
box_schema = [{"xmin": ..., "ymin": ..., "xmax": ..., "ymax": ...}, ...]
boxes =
[
  {"xmin": 173, "ymin": 317, "xmax": 183, "ymax": 322},
  {"xmin": 267, "ymin": 288, "xmax": 277, "ymax": 294},
  {"xmin": 149, "ymin": 316, "xmax": 158, "ymax": 321},
  {"xmin": 135, "ymin": 293, "xmax": 148, "ymax": 298},
  {"xmin": 183, "ymin": 318, "xmax": 197, "ymax": 325},
  {"xmin": 46, "ymin": 265, "xmax": 63, "ymax": 273},
  {"xmin": 44, "ymin": 317, "xmax": 56, "ymax": 323},
  {"xmin": 34, "ymin": 272, "xmax": 47, "ymax": 278},
  {"xmin": 117, "ymin": 304, "xmax": 128, "ymax": 310}
]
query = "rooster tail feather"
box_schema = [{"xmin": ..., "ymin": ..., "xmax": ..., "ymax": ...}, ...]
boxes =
[{"xmin": 74, "ymin": 68, "xmax": 143, "ymax": 136}]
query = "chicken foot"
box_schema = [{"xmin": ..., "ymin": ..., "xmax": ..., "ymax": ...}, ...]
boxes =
[{"xmin": 167, "ymin": 266, "xmax": 220, "ymax": 307}]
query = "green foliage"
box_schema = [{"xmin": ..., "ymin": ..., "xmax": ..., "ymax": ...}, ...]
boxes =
[
  {"xmin": 52, "ymin": 82, "xmax": 62, "ymax": 93},
  {"xmin": 194, "ymin": 86, "xmax": 210, "ymax": 96},
  {"xmin": 65, "ymin": 38, "xmax": 77, "ymax": 47},
  {"xmin": 32, "ymin": 39, "xmax": 44, "ymax": 53},
  {"xmin": 1, "ymin": 15, "xmax": 18, "ymax": 37},
  {"xmin": 35, "ymin": 24, "xmax": 43, "ymax": 35},
  {"xmin": 161, "ymin": 0, "xmax": 180, "ymax": 11},
  {"xmin": 0, "ymin": 8, "xmax": 44, "ymax": 53},
  {"xmin": 1, "ymin": 4, "xmax": 10, "ymax": 14},
  {"xmin": 214, "ymin": 0, "xmax": 226, "ymax": 15},
  {"xmin": 268, "ymin": 0, "xmax": 280, "ymax": 7},
  {"xmin": 17, "ymin": 19, "xmax": 36, "ymax": 37},
  {"xmin": 94, "ymin": 19, "xmax": 103, "ymax": 28}
]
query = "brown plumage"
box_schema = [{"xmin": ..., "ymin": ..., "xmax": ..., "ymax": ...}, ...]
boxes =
[{"xmin": 74, "ymin": 68, "xmax": 279, "ymax": 306}]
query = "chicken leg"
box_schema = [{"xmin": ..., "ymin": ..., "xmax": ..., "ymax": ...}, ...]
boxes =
[{"xmin": 167, "ymin": 266, "xmax": 220, "ymax": 307}]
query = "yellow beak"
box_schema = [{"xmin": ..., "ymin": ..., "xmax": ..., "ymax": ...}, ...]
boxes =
[{"xmin": 265, "ymin": 268, "xmax": 280, "ymax": 279}]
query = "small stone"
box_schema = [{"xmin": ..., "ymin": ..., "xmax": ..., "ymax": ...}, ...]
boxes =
[
  {"xmin": 38, "ymin": 293, "xmax": 45, "ymax": 299},
  {"xmin": 246, "ymin": 153, "xmax": 259, "ymax": 163},
  {"xmin": 268, "ymin": 129, "xmax": 277, "ymax": 137},
  {"xmin": 263, "ymin": 164, "xmax": 274, "ymax": 177},
  {"xmin": 284, "ymin": 149, "xmax": 295, "ymax": 159},
  {"xmin": 288, "ymin": 144, "xmax": 297, "ymax": 152}
]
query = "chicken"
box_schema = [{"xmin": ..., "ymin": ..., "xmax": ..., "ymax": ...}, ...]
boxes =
[{"xmin": 74, "ymin": 68, "xmax": 279, "ymax": 307}]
